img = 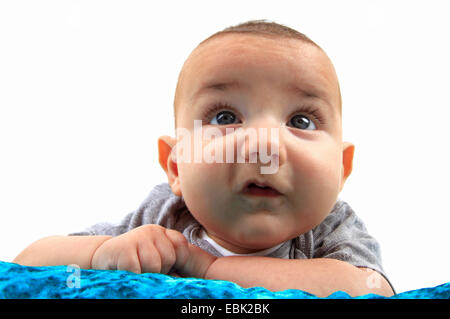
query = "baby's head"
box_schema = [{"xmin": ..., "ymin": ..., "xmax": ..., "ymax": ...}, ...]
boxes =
[{"xmin": 158, "ymin": 20, "xmax": 354, "ymax": 253}]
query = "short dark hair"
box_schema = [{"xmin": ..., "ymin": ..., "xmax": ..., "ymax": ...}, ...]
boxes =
[{"xmin": 198, "ymin": 19, "xmax": 321, "ymax": 49}]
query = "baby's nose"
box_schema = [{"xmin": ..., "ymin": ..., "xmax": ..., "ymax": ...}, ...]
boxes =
[{"xmin": 238, "ymin": 126, "xmax": 286, "ymax": 171}]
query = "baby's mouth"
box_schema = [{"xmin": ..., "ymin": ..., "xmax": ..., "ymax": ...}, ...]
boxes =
[{"xmin": 241, "ymin": 180, "xmax": 282, "ymax": 197}]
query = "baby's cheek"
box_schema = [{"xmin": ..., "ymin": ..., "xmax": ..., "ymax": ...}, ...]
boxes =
[
  {"xmin": 177, "ymin": 163, "xmax": 232, "ymax": 231},
  {"xmin": 290, "ymin": 150, "xmax": 342, "ymax": 212},
  {"xmin": 179, "ymin": 161, "xmax": 227, "ymax": 186},
  {"xmin": 177, "ymin": 161, "xmax": 228, "ymax": 206},
  {"xmin": 291, "ymin": 141, "xmax": 341, "ymax": 183}
]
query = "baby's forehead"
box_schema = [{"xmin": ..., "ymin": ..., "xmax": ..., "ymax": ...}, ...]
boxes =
[
  {"xmin": 190, "ymin": 33, "xmax": 327, "ymax": 68},
  {"xmin": 196, "ymin": 35, "xmax": 334, "ymax": 80},
  {"xmin": 193, "ymin": 37, "xmax": 337, "ymax": 94}
]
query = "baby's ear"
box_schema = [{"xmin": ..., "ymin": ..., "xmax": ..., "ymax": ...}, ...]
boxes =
[
  {"xmin": 158, "ymin": 135, "xmax": 181, "ymax": 196},
  {"xmin": 340, "ymin": 142, "xmax": 355, "ymax": 191}
]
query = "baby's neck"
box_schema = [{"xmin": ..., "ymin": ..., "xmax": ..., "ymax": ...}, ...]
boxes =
[{"xmin": 199, "ymin": 228, "xmax": 283, "ymax": 257}]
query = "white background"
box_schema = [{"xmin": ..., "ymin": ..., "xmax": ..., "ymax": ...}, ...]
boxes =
[{"xmin": 1, "ymin": 0, "xmax": 449, "ymax": 295}]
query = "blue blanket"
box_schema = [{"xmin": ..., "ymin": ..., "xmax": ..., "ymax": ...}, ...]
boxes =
[{"xmin": 0, "ymin": 261, "xmax": 448, "ymax": 299}]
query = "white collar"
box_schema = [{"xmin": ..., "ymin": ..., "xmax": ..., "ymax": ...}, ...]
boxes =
[{"xmin": 199, "ymin": 228, "xmax": 284, "ymax": 257}]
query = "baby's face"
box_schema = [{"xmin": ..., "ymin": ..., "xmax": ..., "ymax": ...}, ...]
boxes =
[{"xmin": 161, "ymin": 34, "xmax": 353, "ymax": 253}]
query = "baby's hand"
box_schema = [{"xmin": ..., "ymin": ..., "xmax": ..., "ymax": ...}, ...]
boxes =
[{"xmin": 91, "ymin": 224, "xmax": 216, "ymax": 278}]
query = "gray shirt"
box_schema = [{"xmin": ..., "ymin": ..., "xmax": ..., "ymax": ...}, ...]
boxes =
[{"xmin": 69, "ymin": 182, "xmax": 394, "ymax": 292}]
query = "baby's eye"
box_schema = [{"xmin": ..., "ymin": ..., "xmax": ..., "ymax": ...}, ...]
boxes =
[
  {"xmin": 288, "ymin": 114, "xmax": 317, "ymax": 130},
  {"xmin": 210, "ymin": 110, "xmax": 239, "ymax": 125}
]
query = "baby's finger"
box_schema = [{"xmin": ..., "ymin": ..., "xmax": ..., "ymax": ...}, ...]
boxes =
[
  {"xmin": 117, "ymin": 249, "xmax": 142, "ymax": 274},
  {"xmin": 137, "ymin": 241, "xmax": 162, "ymax": 274},
  {"xmin": 152, "ymin": 232, "xmax": 176, "ymax": 274},
  {"xmin": 164, "ymin": 228, "xmax": 190, "ymax": 269}
]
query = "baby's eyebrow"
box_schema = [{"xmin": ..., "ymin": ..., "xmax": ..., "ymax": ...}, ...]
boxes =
[
  {"xmin": 192, "ymin": 80, "xmax": 246, "ymax": 101},
  {"xmin": 192, "ymin": 79, "xmax": 331, "ymax": 109},
  {"xmin": 287, "ymin": 83, "xmax": 325, "ymax": 100},
  {"xmin": 205, "ymin": 81, "xmax": 242, "ymax": 91}
]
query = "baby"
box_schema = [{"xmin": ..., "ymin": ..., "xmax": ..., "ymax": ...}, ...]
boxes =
[{"xmin": 13, "ymin": 20, "xmax": 394, "ymax": 297}]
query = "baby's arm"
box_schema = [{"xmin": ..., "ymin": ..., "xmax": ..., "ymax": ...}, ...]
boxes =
[
  {"xmin": 13, "ymin": 225, "xmax": 216, "ymax": 278},
  {"xmin": 204, "ymin": 256, "xmax": 394, "ymax": 297},
  {"xmin": 13, "ymin": 235, "xmax": 112, "ymax": 269}
]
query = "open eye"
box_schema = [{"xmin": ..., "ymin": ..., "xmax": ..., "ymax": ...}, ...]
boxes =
[
  {"xmin": 288, "ymin": 114, "xmax": 317, "ymax": 130},
  {"xmin": 210, "ymin": 110, "xmax": 239, "ymax": 125}
]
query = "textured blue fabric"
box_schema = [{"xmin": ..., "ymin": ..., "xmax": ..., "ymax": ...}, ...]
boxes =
[{"xmin": 0, "ymin": 261, "xmax": 448, "ymax": 299}]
